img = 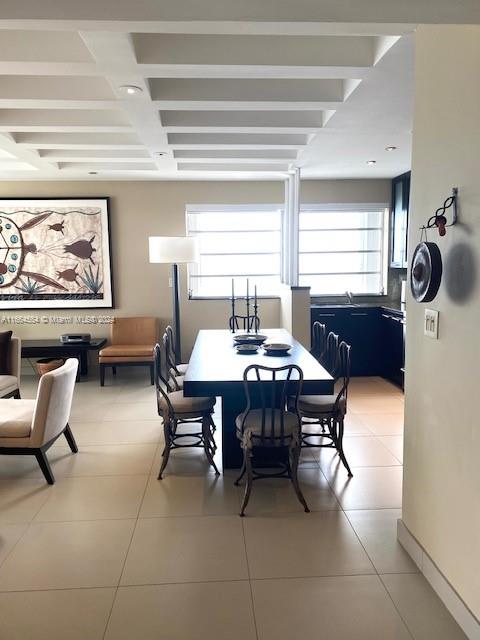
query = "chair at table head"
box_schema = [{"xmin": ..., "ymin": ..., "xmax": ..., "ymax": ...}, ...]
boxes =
[
  {"xmin": 235, "ymin": 362, "xmax": 309, "ymax": 516},
  {"xmin": 239, "ymin": 363, "xmax": 303, "ymax": 449},
  {"xmin": 229, "ymin": 314, "xmax": 260, "ymax": 333}
]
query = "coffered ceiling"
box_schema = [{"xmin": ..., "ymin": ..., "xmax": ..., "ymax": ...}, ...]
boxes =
[{"xmin": 0, "ymin": 11, "xmax": 417, "ymax": 179}]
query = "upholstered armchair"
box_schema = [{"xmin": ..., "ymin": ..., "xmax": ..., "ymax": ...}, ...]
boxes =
[
  {"xmin": 0, "ymin": 358, "xmax": 79, "ymax": 484},
  {"xmin": 0, "ymin": 336, "xmax": 21, "ymax": 399},
  {"xmin": 98, "ymin": 317, "xmax": 159, "ymax": 386}
]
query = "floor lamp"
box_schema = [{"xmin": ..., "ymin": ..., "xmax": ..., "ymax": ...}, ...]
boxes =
[{"xmin": 149, "ymin": 236, "xmax": 199, "ymax": 363}]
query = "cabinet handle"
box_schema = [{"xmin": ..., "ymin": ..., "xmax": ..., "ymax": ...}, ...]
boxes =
[
  {"xmin": 382, "ymin": 313, "xmax": 403, "ymax": 322},
  {"xmin": 315, "ymin": 313, "xmax": 336, "ymax": 317},
  {"xmin": 350, "ymin": 312, "xmax": 368, "ymax": 316}
]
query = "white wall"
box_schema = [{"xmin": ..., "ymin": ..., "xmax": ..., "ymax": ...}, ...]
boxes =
[
  {"xmin": 0, "ymin": 179, "xmax": 389, "ymax": 357},
  {"xmin": 403, "ymin": 25, "xmax": 480, "ymax": 620}
]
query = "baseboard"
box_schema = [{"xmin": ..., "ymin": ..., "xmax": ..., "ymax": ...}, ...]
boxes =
[{"xmin": 397, "ymin": 519, "xmax": 480, "ymax": 639}]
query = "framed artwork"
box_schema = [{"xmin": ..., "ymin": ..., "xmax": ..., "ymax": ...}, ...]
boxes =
[{"xmin": 0, "ymin": 197, "xmax": 114, "ymax": 309}]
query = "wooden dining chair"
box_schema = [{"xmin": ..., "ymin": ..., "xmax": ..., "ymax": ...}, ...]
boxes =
[
  {"xmin": 321, "ymin": 331, "xmax": 340, "ymax": 376},
  {"xmin": 165, "ymin": 325, "xmax": 188, "ymax": 375},
  {"xmin": 154, "ymin": 343, "xmax": 219, "ymax": 478},
  {"xmin": 228, "ymin": 313, "xmax": 260, "ymax": 333},
  {"xmin": 162, "ymin": 331, "xmax": 184, "ymax": 391},
  {"xmin": 235, "ymin": 363, "xmax": 309, "ymax": 516},
  {"xmin": 297, "ymin": 341, "xmax": 353, "ymax": 476},
  {"xmin": 310, "ymin": 321, "xmax": 326, "ymax": 361}
]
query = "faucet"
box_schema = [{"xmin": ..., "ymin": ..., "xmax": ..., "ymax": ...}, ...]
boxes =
[{"xmin": 345, "ymin": 291, "xmax": 354, "ymax": 304}]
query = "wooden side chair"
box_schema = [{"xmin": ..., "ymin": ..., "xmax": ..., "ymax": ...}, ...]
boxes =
[
  {"xmin": 321, "ymin": 331, "xmax": 340, "ymax": 376},
  {"xmin": 235, "ymin": 363, "xmax": 309, "ymax": 517},
  {"xmin": 154, "ymin": 343, "xmax": 219, "ymax": 478},
  {"xmin": 297, "ymin": 341, "xmax": 353, "ymax": 477},
  {"xmin": 163, "ymin": 331, "xmax": 184, "ymax": 391},
  {"xmin": 0, "ymin": 358, "xmax": 79, "ymax": 484},
  {"xmin": 165, "ymin": 325, "xmax": 188, "ymax": 375},
  {"xmin": 310, "ymin": 321, "xmax": 326, "ymax": 361},
  {"xmin": 229, "ymin": 314, "xmax": 260, "ymax": 333}
]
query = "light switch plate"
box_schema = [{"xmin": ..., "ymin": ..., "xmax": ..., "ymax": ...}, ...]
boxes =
[{"xmin": 424, "ymin": 308, "xmax": 439, "ymax": 339}]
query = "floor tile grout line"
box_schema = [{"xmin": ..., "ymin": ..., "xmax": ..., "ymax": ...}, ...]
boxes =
[
  {"xmin": 0, "ymin": 572, "xmax": 424, "ymax": 596},
  {"xmin": 101, "ymin": 433, "xmax": 159, "ymax": 640},
  {"xmin": 342, "ymin": 507, "xmax": 416, "ymax": 640},
  {"xmin": 341, "ymin": 455, "xmax": 415, "ymax": 640},
  {"xmin": 0, "ymin": 522, "xmax": 32, "ymax": 573},
  {"xmin": 101, "ymin": 462, "xmax": 153, "ymax": 640},
  {"xmin": 377, "ymin": 573, "xmax": 416, "ymax": 640},
  {"xmin": 0, "ymin": 482, "xmax": 55, "ymax": 572},
  {"xmin": 370, "ymin": 434, "xmax": 404, "ymax": 464},
  {"xmin": 241, "ymin": 516, "xmax": 262, "ymax": 640},
  {"xmin": 0, "ymin": 579, "xmax": 255, "ymax": 596},
  {"xmin": 1, "ymin": 505, "xmax": 409, "ymax": 528}
]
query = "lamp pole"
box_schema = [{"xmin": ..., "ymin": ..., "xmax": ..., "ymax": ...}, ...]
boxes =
[
  {"xmin": 149, "ymin": 236, "xmax": 198, "ymax": 366},
  {"xmin": 171, "ymin": 263, "xmax": 181, "ymax": 363}
]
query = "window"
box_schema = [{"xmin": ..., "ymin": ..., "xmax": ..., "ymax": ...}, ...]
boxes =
[
  {"xmin": 298, "ymin": 204, "xmax": 388, "ymax": 295},
  {"xmin": 186, "ymin": 202, "xmax": 389, "ymax": 298},
  {"xmin": 186, "ymin": 205, "xmax": 282, "ymax": 298}
]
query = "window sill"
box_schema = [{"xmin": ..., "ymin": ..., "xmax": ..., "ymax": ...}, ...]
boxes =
[{"xmin": 188, "ymin": 296, "xmax": 281, "ymax": 301}]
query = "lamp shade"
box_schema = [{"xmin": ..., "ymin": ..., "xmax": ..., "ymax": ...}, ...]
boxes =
[{"xmin": 149, "ymin": 236, "xmax": 199, "ymax": 264}]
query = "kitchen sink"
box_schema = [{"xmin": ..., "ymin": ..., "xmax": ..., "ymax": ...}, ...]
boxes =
[{"xmin": 311, "ymin": 304, "xmax": 362, "ymax": 309}]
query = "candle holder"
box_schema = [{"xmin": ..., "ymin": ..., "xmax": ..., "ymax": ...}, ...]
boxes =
[{"xmin": 229, "ymin": 278, "xmax": 260, "ymax": 333}]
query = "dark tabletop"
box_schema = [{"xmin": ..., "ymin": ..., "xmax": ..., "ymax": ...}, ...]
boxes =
[{"xmin": 184, "ymin": 329, "xmax": 334, "ymax": 397}]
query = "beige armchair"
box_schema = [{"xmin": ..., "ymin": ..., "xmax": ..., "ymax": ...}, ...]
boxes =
[
  {"xmin": 99, "ymin": 317, "xmax": 159, "ymax": 386},
  {"xmin": 0, "ymin": 336, "xmax": 21, "ymax": 399},
  {"xmin": 0, "ymin": 358, "xmax": 78, "ymax": 484}
]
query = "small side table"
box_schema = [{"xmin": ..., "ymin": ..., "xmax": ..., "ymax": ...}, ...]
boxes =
[{"xmin": 21, "ymin": 339, "xmax": 107, "ymax": 381}]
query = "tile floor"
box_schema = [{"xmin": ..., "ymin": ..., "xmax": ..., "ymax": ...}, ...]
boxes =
[{"xmin": 0, "ymin": 372, "xmax": 467, "ymax": 639}]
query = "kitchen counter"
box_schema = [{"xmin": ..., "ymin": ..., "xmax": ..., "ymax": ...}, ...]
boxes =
[{"xmin": 311, "ymin": 302, "xmax": 405, "ymax": 315}]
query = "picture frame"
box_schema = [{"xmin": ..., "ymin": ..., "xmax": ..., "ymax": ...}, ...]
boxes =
[{"xmin": 0, "ymin": 197, "xmax": 114, "ymax": 309}]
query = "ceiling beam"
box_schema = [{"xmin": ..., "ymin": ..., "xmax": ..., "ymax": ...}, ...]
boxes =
[{"xmin": 0, "ymin": 132, "xmax": 58, "ymax": 173}]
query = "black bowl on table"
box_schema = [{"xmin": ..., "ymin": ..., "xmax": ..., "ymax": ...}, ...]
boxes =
[
  {"xmin": 233, "ymin": 333, "xmax": 267, "ymax": 346},
  {"xmin": 235, "ymin": 344, "xmax": 259, "ymax": 355},
  {"xmin": 263, "ymin": 342, "xmax": 292, "ymax": 356}
]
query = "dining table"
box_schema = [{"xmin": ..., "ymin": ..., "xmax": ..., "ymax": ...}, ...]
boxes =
[{"xmin": 183, "ymin": 328, "xmax": 334, "ymax": 469}]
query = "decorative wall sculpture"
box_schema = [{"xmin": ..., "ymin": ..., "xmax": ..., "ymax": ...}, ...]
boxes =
[{"xmin": 0, "ymin": 198, "xmax": 113, "ymax": 309}]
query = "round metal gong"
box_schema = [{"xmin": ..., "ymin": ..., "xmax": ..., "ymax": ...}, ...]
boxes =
[{"xmin": 410, "ymin": 241, "xmax": 442, "ymax": 302}]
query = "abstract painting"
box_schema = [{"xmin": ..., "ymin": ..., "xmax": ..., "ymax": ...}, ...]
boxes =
[{"xmin": 0, "ymin": 198, "xmax": 113, "ymax": 309}]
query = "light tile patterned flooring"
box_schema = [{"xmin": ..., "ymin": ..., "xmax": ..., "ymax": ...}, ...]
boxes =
[{"xmin": 0, "ymin": 373, "xmax": 467, "ymax": 639}]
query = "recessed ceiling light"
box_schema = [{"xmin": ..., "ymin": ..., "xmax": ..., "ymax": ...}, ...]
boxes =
[
  {"xmin": 119, "ymin": 85, "xmax": 143, "ymax": 95},
  {"xmin": 385, "ymin": 146, "xmax": 397, "ymax": 151},
  {"xmin": 366, "ymin": 160, "xmax": 377, "ymax": 165}
]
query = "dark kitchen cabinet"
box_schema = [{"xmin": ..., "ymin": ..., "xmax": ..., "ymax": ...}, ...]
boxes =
[
  {"xmin": 391, "ymin": 171, "xmax": 410, "ymax": 268},
  {"xmin": 311, "ymin": 305, "xmax": 405, "ymax": 385},
  {"xmin": 381, "ymin": 310, "xmax": 405, "ymax": 388},
  {"xmin": 311, "ymin": 306, "xmax": 381, "ymax": 376}
]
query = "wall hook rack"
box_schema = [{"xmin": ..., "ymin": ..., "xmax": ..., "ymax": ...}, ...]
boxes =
[{"xmin": 420, "ymin": 187, "xmax": 458, "ymax": 237}]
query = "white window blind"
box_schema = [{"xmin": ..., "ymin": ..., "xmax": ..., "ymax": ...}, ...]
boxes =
[
  {"xmin": 298, "ymin": 204, "xmax": 389, "ymax": 295},
  {"xmin": 186, "ymin": 205, "xmax": 282, "ymax": 298}
]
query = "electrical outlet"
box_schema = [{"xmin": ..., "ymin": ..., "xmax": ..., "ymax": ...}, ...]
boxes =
[{"xmin": 424, "ymin": 308, "xmax": 439, "ymax": 339}]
